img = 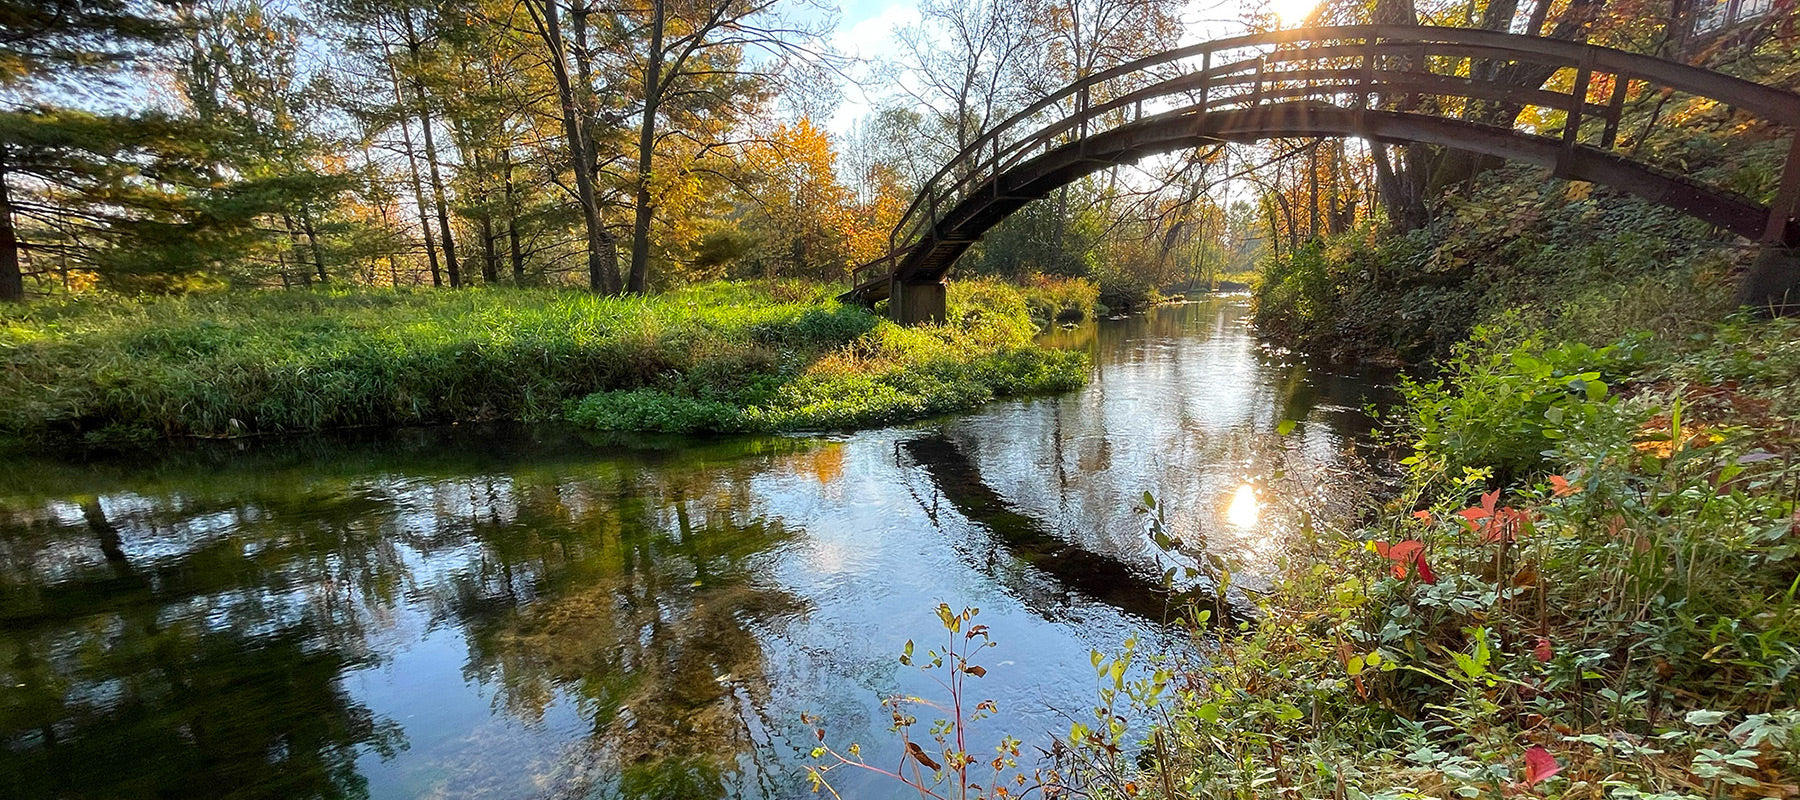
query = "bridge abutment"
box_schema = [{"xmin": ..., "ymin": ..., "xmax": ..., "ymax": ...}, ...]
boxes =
[
  {"xmin": 1738, "ymin": 246, "xmax": 1800, "ymax": 316},
  {"xmin": 889, "ymin": 278, "xmax": 947, "ymax": 325}
]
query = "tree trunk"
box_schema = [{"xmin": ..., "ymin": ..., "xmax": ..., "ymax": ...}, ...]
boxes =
[
  {"xmin": 478, "ymin": 209, "xmax": 498, "ymax": 283},
  {"xmin": 281, "ymin": 212, "xmax": 312, "ymax": 287},
  {"xmin": 533, "ymin": 0, "xmax": 622, "ymax": 293},
  {"xmin": 414, "ymin": 83, "xmax": 459, "ymax": 288},
  {"xmin": 459, "ymin": 120, "xmax": 500, "ymax": 285},
  {"xmin": 401, "ymin": 19, "xmax": 459, "ymax": 288},
  {"xmin": 503, "ymin": 152, "xmax": 525, "ymax": 284},
  {"xmin": 1371, "ymin": 143, "xmax": 1428, "ymax": 231},
  {"xmin": 627, "ymin": 0, "xmax": 666, "ymax": 295},
  {"xmin": 387, "ymin": 53, "xmax": 442, "ymax": 287},
  {"xmin": 0, "ymin": 151, "xmax": 22, "ymax": 302},
  {"xmin": 1308, "ymin": 142, "xmax": 1321, "ymax": 242},
  {"xmin": 299, "ymin": 208, "xmax": 327, "ymax": 283}
]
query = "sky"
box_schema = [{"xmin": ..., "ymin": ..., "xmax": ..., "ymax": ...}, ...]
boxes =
[{"xmin": 818, "ymin": 0, "xmax": 1321, "ymax": 134}]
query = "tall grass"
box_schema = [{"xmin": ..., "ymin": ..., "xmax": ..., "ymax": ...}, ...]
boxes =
[
  {"xmin": 1017, "ymin": 275, "xmax": 1101, "ymax": 325},
  {"xmin": 569, "ymin": 279, "xmax": 1090, "ymax": 433},
  {"xmin": 1, "ymin": 280, "xmax": 1084, "ymax": 444}
]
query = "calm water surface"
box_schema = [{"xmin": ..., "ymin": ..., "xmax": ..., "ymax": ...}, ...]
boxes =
[{"xmin": 0, "ymin": 297, "xmax": 1391, "ymax": 799}]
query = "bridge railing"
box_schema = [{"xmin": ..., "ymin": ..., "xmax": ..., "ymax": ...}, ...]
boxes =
[{"xmin": 852, "ymin": 24, "xmax": 1800, "ymax": 292}]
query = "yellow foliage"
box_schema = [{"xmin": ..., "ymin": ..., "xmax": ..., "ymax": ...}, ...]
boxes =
[{"xmin": 742, "ymin": 118, "xmax": 861, "ymax": 281}]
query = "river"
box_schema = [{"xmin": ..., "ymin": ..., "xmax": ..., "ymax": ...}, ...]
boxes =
[{"xmin": 0, "ymin": 296, "xmax": 1392, "ymax": 799}]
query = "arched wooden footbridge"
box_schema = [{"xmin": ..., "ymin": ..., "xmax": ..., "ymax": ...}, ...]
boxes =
[{"xmin": 842, "ymin": 25, "xmax": 1800, "ymax": 322}]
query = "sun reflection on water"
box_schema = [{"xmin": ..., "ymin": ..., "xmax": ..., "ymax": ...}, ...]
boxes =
[{"xmin": 1226, "ymin": 483, "xmax": 1259, "ymax": 528}]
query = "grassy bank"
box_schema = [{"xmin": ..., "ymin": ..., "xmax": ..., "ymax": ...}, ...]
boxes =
[
  {"xmin": 0, "ymin": 280, "xmax": 1087, "ymax": 445},
  {"xmin": 571, "ymin": 279, "xmax": 1088, "ymax": 433},
  {"xmin": 1019, "ymin": 275, "xmax": 1102, "ymax": 326}
]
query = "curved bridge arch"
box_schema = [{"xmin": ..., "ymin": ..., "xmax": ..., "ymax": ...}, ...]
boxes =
[{"xmin": 842, "ymin": 25, "xmax": 1800, "ymax": 316}]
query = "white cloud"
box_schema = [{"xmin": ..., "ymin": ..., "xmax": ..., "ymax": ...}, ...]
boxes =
[{"xmin": 826, "ymin": 2, "xmax": 920, "ymax": 135}]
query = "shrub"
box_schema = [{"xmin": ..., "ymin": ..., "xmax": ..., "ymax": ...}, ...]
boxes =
[
  {"xmin": 1018, "ymin": 274, "xmax": 1100, "ymax": 326},
  {"xmin": 1394, "ymin": 328, "xmax": 1648, "ymax": 484},
  {"xmin": 566, "ymin": 388, "xmax": 744, "ymax": 434}
]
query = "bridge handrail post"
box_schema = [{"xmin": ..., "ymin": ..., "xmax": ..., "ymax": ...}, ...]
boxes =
[
  {"xmin": 1762, "ymin": 135, "xmax": 1800, "ymax": 245},
  {"xmin": 1357, "ymin": 35, "xmax": 1375, "ymax": 130},
  {"xmin": 1558, "ymin": 52, "xmax": 1595, "ymax": 177},
  {"xmin": 1304, "ymin": 41, "xmax": 1317, "ymax": 100},
  {"xmin": 927, "ymin": 178, "xmax": 939, "ymax": 236},
  {"xmin": 1196, "ymin": 50, "xmax": 1211, "ymax": 116},
  {"xmin": 992, "ymin": 136, "xmax": 1002, "ymax": 199},
  {"xmin": 1078, "ymin": 86, "xmax": 1091, "ymax": 138},
  {"xmin": 1600, "ymin": 74, "xmax": 1629, "ymax": 149}
]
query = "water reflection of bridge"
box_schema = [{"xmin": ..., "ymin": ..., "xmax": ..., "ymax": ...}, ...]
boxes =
[{"xmin": 900, "ymin": 431, "xmax": 1248, "ymax": 625}]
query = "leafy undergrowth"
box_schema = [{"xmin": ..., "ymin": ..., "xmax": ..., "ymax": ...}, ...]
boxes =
[
  {"xmin": 0, "ymin": 279, "xmax": 1087, "ymax": 445},
  {"xmin": 1251, "ymin": 170, "xmax": 1756, "ymax": 366},
  {"xmin": 570, "ymin": 279, "xmax": 1089, "ymax": 433},
  {"xmin": 1113, "ymin": 315, "xmax": 1800, "ymax": 800}
]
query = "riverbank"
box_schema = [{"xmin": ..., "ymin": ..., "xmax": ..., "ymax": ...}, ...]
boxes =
[
  {"xmin": 1114, "ymin": 310, "xmax": 1800, "ymax": 797},
  {"xmin": 0, "ymin": 279, "xmax": 1088, "ymax": 446}
]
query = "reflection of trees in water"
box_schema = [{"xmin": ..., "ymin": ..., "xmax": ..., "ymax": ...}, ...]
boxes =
[
  {"xmin": 0, "ymin": 430, "xmax": 822, "ymax": 800},
  {"xmin": 445, "ymin": 464, "xmax": 810, "ymax": 800},
  {"xmin": 0, "ymin": 490, "xmax": 407, "ymax": 800},
  {"xmin": 900, "ymin": 433, "xmax": 1193, "ymax": 624}
]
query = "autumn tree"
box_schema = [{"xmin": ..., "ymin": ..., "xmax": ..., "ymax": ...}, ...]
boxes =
[
  {"xmin": 737, "ymin": 118, "xmax": 856, "ymax": 281},
  {"xmin": 618, "ymin": 0, "xmax": 836, "ymax": 293}
]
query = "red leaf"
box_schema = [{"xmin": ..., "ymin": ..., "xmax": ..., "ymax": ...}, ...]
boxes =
[
  {"xmin": 1548, "ymin": 475, "xmax": 1578, "ymax": 497},
  {"xmin": 1383, "ymin": 540, "xmax": 1423, "ymax": 562},
  {"xmin": 1456, "ymin": 506, "xmax": 1490, "ymax": 524},
  {"xmin": 1412, "ymin": 510, "xmax": 1434, "ymax": 524},
  {"xmin": 1523, "ymin": 746, "xmax": 1561, "ymax": 785},
  {"xmin": 1534, "ymin": 637, "xmax": 1553, "ymax": 663},
  {"xmin": 1480, "ymin": 489, "xmax": 1501, "ymax": 514},
  {"xmin": 1480, "ymin": 508, "xmax": 1532, "ymax": 544},
  {"xmin": 1375, "ymin": 540, "xmax": 1427, "ymax": 581},
  {"xmin": 1413, "ymin": 554, "xmax": 1437, "ymax": 584}
]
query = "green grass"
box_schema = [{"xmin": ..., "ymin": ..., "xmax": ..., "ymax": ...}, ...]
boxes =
[
  {"xmin": 0, "ymin": 279, "xmax": 1088, "ymax": 445},
  {"xmin": 569, "ymin": 278, "xmax": 1090, "ymax": 434},
  {"xmin": 1017, "ymin": 275, "xmax": 1101, "ymax": 326}
]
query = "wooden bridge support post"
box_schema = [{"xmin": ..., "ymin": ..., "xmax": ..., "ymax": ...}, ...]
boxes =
[
  {"xmin": 889, "ymin": 277, "xmax": 947, "ymax": 326},
  {"xmin": 1738, "ymin": 135, "xmax": 1800, "ymax": 316},
  {"xmin": 1738, "ymin": 248, "xmax": 1800, "ymax": 315}
]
